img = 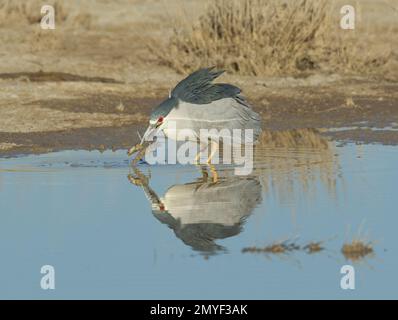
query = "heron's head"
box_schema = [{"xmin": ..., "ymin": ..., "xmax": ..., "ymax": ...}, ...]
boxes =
[
  {"xmin": 144, "ymin": 96, "xmax": 178, "ymax": 140},
  {"xmin": 127, "ymin": 97, "xmax": 178, "ymax": 157}
]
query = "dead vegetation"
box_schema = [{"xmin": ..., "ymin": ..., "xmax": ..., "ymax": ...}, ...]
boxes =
[
  {"xmin": 0, "ymin": 0, "xmax": 67, "ymax": 26},
  {"xmin": 341, "ymin": 223, "xmax": 376, "ymax": 262},
  {"xmin": 242, "ymin": 240, "xmax": 326, "ymax": 256},
  {"xmin": 242, "ymin": 240, "xmax": 301, "ymax": 255},
  {"xmin": 242, "ymin": 236, "xmax": 379, "ymax": 259},
  {"xmin": 243, "ymin": 238, "xmax": 377, "ymax": 262},
  {"xmin": 342, "ymin": 240, "xmax": 374, "ymax": 262},
  {"xmin": 0, "ymin": 0, "xmax": 95, "ymax": 30},
  {"xmin": 242, "ymin": 238, "xmax": 376, "ymax": 260},
  {"xmin": 155, "ymin": 0, "xmax": 395, "ymax": 77},
  {"xmin": 303, "ymin": 241, "xmax": 324, "ymax": 254}
]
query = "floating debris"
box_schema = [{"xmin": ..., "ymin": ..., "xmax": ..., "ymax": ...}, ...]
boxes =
[
  {"xmin": 242, "ymin": 246, "xmax": 264, "ymax": 254},
  {"xmin": 242, "ymin": 240, "xmax": 300, "ymax": 255},
  {"xmin": 303, "ymin": 241, "xmax": 324, "ymax": 254},
  {"xmin": 243, "ymin": 238, "xmax": 332, "ymax": 256},
  {"xmin": 342, "ymin": 240, "xmax": 374, "ymax": 262}
]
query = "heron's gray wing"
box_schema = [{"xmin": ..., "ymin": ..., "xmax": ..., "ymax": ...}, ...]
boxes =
[{"xmin": 171, "ymin": 67, "xmax": 241, "ymax": 105}]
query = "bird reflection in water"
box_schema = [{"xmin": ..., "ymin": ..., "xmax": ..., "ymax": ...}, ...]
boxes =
[{"xmin": 128, "ymin": 166, "xmax": 262, "ymax": 255}]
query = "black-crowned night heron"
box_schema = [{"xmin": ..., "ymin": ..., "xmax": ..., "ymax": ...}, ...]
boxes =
[{"xmin": 128, "ymin": 67, "xmax": 262, "ymax": 165}]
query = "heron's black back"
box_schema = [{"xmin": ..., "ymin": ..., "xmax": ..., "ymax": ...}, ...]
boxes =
[{"xmin": 171, "ymin": 67, "xmax": 242, "ymax": 105}]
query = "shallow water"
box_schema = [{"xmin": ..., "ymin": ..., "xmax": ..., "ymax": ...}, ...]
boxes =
[{"xmin": 1, "ymin": 138, "xmax": 398, "ymax": 299}]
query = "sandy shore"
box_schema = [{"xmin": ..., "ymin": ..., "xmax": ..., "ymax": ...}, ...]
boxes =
[{"xmin": 1, "ymin": 0, "xmax": 397, "ymax": 156}]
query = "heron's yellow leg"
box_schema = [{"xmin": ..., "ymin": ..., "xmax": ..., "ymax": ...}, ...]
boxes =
[
  {"xmin": 206, "ymin": 140, "xmax": 219, "ymax": 164},
  {"xmin": 207, "ymin": 140, "xmax": 219, "ymax": 183},
  {"xmin": 194, "ymin": 152, "xmax": 201, "ymax": 165},
  {"xmin": 208, "ymin": 164, "xmax": 219, "ymax": 183},
  {"xmin": 194, "ymin": 141, "xmax": 209, "ymax": 165}
]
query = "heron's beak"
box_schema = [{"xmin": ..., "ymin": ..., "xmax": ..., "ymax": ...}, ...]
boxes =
[
  {"xmin": 141, "ymin": 123, "xmax": 160, "ymax": 143},
  {"xmin": 127, "ymin": 124, "xmax": 159, "ymax": 157}
]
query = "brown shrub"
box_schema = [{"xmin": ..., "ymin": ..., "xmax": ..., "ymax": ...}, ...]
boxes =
[{"xmin": 154, "ymin": 0, "xmax": 394, "ymax": 77}]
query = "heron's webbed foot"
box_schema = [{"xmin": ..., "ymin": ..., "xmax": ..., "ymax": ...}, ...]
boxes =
[
  {"xmin": 194, "ymin": 140, "xmax": 219, "ymax": 183},
  {"xmin": 207, "ymin": 140, "xmax": 219, "ymax": 183}
]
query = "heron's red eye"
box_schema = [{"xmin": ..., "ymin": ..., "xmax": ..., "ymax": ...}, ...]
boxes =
[{"xmin": 158, "ymin": 116, "xmax": 164, "ymax": 123}]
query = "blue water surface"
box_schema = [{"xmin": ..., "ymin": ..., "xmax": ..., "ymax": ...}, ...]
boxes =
[{"xmin": 0, "ymin": 143, "xmax": 397, "ymax": 299}]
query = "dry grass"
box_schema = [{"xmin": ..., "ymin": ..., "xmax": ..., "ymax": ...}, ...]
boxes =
[
  {"xmin": 0, "ymin": 0, "xmax": 94, "ymax": 29},
  {"xmin": 155, "ymin": 0, "xmax": 394, "ymax": 77},
  {"xmin": 342, "ymin": 240, "xmax": 374, "ymax": 262},
  {"xmin": 0, "ymin": 0, "xmax": 68, "ymax": 26},
  {"xmin": 342, "ymin": 223, "xmax": 375, "ymax": 262},
  {"xmin": 303, "ymin": 241, "xmax": 324, "ymax": 254},
  {"xmin": 243, "ymin": 239, "xmax": 328, "ymax": 256},
  {"xmin": 313, "ymin": 1, "xmax": 394, "ymax": 76}
]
